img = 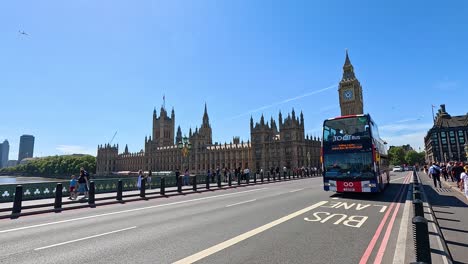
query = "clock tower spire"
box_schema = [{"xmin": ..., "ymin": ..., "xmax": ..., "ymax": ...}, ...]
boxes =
[{"xmin": 338, "ymin": 49, "xmax": 364, "ymax": 116}]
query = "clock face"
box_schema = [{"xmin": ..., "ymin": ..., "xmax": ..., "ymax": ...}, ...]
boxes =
[{"xmin": 343, "ymin": 89, "xmax": 353, "ymax": 100}]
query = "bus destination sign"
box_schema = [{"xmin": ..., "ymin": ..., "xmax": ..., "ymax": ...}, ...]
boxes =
[{"xmin": 331, "ymin": 143, "xmax": 363, "ymax": 151}]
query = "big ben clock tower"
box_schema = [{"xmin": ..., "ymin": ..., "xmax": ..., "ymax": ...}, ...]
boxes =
[{"xmin": 338, "ymin": 50, "xmax": 364, "ymax": 116}]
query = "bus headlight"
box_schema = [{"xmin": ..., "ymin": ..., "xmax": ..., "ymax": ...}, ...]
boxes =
[{"xmin": 324, "ymin": 182, "xmax": 336, "ymax": 187}]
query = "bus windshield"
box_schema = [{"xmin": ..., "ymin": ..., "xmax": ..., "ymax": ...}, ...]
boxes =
[
  {"xmin": 323, "ymin": 152, "xmax": 374, "ymax": 179},
  {"xmin": 323, "ymin": 116, "xmax": 370, "ymax": 143}
]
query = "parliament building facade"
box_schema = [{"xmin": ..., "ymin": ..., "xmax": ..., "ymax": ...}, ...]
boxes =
[
  {"xmin": 96, "ymin": 52, "xmax": 361, "ymax": 175},
  {"xmin": 96, "ymin": 104, "xmax": 321, "ymax": 175}
]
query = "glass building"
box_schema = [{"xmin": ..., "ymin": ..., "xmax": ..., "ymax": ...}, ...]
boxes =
[{"xmin": 18, "ymin": 135, "xmax": 35, "ymax": 163}]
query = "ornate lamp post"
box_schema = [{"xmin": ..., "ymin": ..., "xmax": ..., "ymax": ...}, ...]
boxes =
[
  {"xmin": 307, "ymin": 151, "xmax": 311, "ymax": 168},
  {"xmin": 178, "ymin": 136, "xmax": 192, "ymax": 171}
]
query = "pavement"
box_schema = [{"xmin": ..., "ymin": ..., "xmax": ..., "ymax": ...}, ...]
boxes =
[
  {"xmin": 0, "ymin": 172, "xmax": 459, "ymax": 264},
  {"xmin": 418, "ymin": 171, "xmax": 468, "ymax": 264}
]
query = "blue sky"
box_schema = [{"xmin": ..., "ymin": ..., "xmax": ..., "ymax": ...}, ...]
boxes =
[{"xmin": 1, "ymin": 1, "xmax": 467, "ymax": 159}]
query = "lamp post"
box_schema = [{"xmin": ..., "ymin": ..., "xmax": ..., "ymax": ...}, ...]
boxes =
[
  {"xmin": 307, "ymin": 151, "xmax": 311, "ymax": 168},
  {"xmin": 178, "ymin": 136, "xmax": 192, "ymax": 172}
]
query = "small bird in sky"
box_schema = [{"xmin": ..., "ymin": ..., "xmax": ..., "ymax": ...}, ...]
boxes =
[{"xmin": 18, "ymin": 30, "xmax": 28, "ymax": 36}]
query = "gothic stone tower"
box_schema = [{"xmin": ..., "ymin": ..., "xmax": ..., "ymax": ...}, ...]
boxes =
[
  {"xmin": 152, "ymin": 106, "xmax": 175, "ymax": 147},
  {"xmin": 338, "ymin": 50, "xmax": 364, "ymax": 116}
]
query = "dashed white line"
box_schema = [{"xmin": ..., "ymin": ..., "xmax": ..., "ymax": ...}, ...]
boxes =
[
  {"xmin": 34, "ymin": 226, "xmax": 137, "ymax": 251},
  {"xmin": 226, "ymin": 199, "xmax": 257, "ymax": 207},
  {"xmin": 0, "ymin": 188, "xmax": 268, "ymax": 234},
  {"xmin": 289, "ymin": 188, "xmax": 305, "ymax": 193}
]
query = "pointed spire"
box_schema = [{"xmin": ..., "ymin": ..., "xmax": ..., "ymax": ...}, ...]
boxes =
[
  {"xmin": 202, "ymin": 103, "xmax": 209, "ymax": 126},
  {"xmin": 250, "ymin": 116, "xmax": 254, "ymax": 129},
  {"xmin": 300, "ymin": 111, "xmax": 304, "ymax": 126},
  {"xmin": 260, "ymin": 114, "xmax": 265, "ymax": 125},
  {"xmin": 279, "ymin": 111, "xmax": 283, "ymax": 126},
  {"xmin": 189, "ymin": 127, "xmax": 192, "ymax": 137},
  {"xmin": 153, "ymin": 107, "xmax": 157, "ymax": 118},
  {"xmin": 124, "ymin": 144, "xmax": 129, "ymax": 154},
  {"xmin": 171, "ymin": 107, "xmax": 175, "ymax": 117},
  {"xmin": 342, "ymin": 49, "xmax": 356, "ymax": 80},
  {"xmin": 344, "ymin": 48, "xmax": 351, "ymax": 66},
  {"xmin": 292, "ymin": 108, "xmax": 296, "ymax": 120}
]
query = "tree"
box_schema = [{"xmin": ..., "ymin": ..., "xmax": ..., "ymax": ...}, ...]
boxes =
[
  {"xmin": 388, "ymin": 146, "xmax": 406, "ymax": 166},
  {"xmin": 405, "ymin": 150, "xmax": 420, "ymax": 165},
  {"xmin": 0, "ymin": 155, "xmax": 96, "ymax": 176}
]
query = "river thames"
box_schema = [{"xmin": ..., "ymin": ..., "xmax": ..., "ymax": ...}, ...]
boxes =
[{"xmin": 0, "ymin": 176, "xmax": 62, "ymax": 185}]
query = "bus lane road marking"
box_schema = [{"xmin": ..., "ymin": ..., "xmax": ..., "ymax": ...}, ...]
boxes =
[
  {"xmin": 173, "ymin": 200, "xmax": 328, "ymax": 264},
  {"xmin": 359, "ymin": 173, "xmax": 411, "ymax": 264},
  {"xmin": 302, "ymin": 201, "xmax": 387, "ymax": 228}
]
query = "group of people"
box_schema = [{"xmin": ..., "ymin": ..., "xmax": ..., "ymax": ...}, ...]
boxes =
[
  {"xmin": 428, "ymin": 161, "xmax": 468, "ymax": 200},
  {"xmin": 68, "ymin": 167, "xmax": 90, "ymax": 200},
  {"xmin": 137, "ymin": 170, "xmax": 152, "ymax": 190}
]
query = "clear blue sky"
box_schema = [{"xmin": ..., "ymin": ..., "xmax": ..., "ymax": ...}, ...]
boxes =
[{"xmin": 1, "ymin": 1, "xmax": 467, "ymax": 159}]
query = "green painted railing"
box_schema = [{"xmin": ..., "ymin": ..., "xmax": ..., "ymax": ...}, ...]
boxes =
[{"xmin": 0, "ymin": 172, "xmax": 185, "ymax": 203}]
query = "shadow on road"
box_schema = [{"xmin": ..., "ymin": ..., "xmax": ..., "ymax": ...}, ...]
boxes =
[{"xmin": 329, "ymin": 183, "xmax": 408, "ymax": 203}]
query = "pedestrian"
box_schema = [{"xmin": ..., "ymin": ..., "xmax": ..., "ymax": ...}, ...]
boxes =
[
  {"xmin": 207, "ymin": 169, "xmax": 212, "ymax": 183},
  {"xmin": 137, "ymin": 170, "xmax": 144, "ymax": 190},
  {"xmin": 447, "ymin": 162, "xmax": 454, "ymax": 182},
  {"xmin": 184, "ymin": 169, "xmax": 190, "ymax": 186},
  {"xmin": 78, "ymin": 170, "xmax": 89, "ymax": 200},
  {"xmin": 460, "ymin": 166, "xmax": 468, "ymax": 201},
  {"xmin": 69, "ymin": 175, "xmax": 77, "ymax": 200},
  {"xmin": 147, "ymin": 170, "xmax": 152, "ymax": 189},
  {"xmin": 175, "ymin": 169, "xmax": 181, "ymax": 186},
  {"xmin": 452, "ymin": 162, "xmax": 465, "ymax": 189},
  {"xmin": 441, "ymin": 164, "xmax": 448, "ymax": 181},
  {"xmin": 429, "ymin": 162, "xmax": 442, "ymax": 188},
  {"xmin": 223, "ymin": 168, "xmax": 228, "ymax": 183}
]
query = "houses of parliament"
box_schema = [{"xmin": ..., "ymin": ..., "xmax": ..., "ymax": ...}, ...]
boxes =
[{"xmin": 96, "ymin": 52, "xmax": 364, "ymax": 175}]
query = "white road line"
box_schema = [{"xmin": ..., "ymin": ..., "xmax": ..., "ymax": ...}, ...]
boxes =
[
  {"xmin": 390, "ymin": 176, "xmax": 406, "ymax": 182},
  {"xmin": 0, "ymin": 188, "xmax": 268, "ymax": 234},
  {"xmin": 392, "ymin": 178, "xmax": 412, "ymax": 264},
  {"xmin": 173, "ymin": 201, "xmax": 328, "ymax": 264},
  {"xmin": 289, "ymin": 188, "xmax": 304, "ymax": 193},
  {"xmin": 225, "ymin": 199, "xmax": 257, "ymax": 207},
  {"xmin": 34, "ymin": 226, "xmax": 136, "ymax": 251}
]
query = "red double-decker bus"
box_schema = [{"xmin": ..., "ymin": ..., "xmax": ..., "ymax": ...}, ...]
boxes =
[{"xmin": 321, "ymin": 114, "xmax": 389, "ymax": 193}]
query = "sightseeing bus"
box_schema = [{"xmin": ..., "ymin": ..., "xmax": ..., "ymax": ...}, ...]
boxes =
[{"xmin": 321, "ymin": 114, "xmax": 389, "ymax": 193}]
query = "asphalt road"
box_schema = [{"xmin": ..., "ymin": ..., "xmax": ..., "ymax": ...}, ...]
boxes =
[{"xmin": 0, "ymin": 172, "xmax": 413, "ymax": 264}]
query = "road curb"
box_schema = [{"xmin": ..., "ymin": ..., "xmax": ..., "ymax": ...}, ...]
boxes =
[{"xmin": 415, "ymin": 171, "xmax": 453, "ymax": 263}]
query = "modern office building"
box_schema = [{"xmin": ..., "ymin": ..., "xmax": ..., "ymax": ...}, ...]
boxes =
[
  {"xmin": 18, "ymin": 135, "xmax": 35, "ymax": 163},
  {"xmin": 0, "ymin": 140, "xmax": 9, "ymax": 168},
  {"xmin": 424, "ymin": 105, "xmax": 468, "ymax": 162}
]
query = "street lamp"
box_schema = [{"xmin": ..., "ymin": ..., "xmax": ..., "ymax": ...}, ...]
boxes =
[
  {"xmin": 178, "ymin": 136, "xmax": 192, "ymax": 171},
  {"xmin": 307, "ymin": 151, "xmax": 311, "ymax": 168}
]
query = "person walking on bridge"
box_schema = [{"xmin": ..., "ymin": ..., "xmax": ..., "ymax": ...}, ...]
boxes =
[
  {"xmin": 460, "ymin": 166, "xmax": 468, "ymax": 201},
  {"xmin": 429, "ymin": 162, "xmax": 442, "ymax": 188}
]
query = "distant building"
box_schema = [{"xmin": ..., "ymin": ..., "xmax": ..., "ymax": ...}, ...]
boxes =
[
  {"xmin": 18, "ymin": 135, "xmax": 35, "ymax": 162},
  {"xmin": 0, "ymin": 140, "xmax": 9, "ymax": 168},
  {"xmin": 6, "ymin": 160, "xmax": 17, "ymax": 168},
  {"xmin": 424, "ymin": 104, "xmax": 468, "ymax": 162}
]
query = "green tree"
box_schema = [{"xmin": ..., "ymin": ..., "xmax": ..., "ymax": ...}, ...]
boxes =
[
  {"xmin": 405, "ymin": 150, "xmax": 420, "ymax": 165},
  {"xmin": 0, "ymin": 155, "xmax": 96, "ymax": 176},
  {"xmin": 389, "ymin": 146, "xmax": 406, "ymax": 166}
]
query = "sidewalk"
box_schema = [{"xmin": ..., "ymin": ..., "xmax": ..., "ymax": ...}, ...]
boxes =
[{"xmin": 419, "ymin": 171, "xmax": 468, "ymax": 264}]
